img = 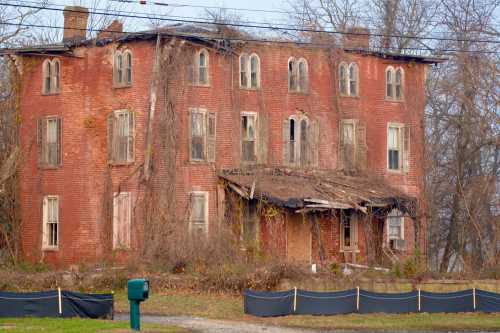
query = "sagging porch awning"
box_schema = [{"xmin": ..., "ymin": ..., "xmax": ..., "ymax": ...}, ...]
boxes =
[{"xmin": 220, "ymin": 168, "xmax": 416, "ymax": 217}]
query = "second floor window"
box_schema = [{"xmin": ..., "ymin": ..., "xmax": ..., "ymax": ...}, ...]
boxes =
[
  {"xmin": 108, "ymin": 110, "xmax": 135, "ymax": 164},
  {"xmin": 283, "ymin": 115, "xmax": 319, "ymax": 167},
  {"xmin": 189, "ymin": 108, "xmax": 216, "ymax": 162},
  {"xmin": 189, "ymin": 49, "xmax": 210, "ymax": 86},
  {"xmin": 386, "ymin": 66, "xmax": 404, "ymax": 100},
  {"xmin": 114, "ymin": 50, "xmax": 132, "ymax": 87},
  {"xmin": 338, "ymin": 119, "xmax": 367, "ymax": 171},
  {"xmin": 387, "ymin": 123, "xmax": 410, "ymax": 172},
  {"xmin": 37, "ymin": 117, "xmax": 62, "ymax": 167},
  {"xmin": 339, "ymin": 62, "xmax": 358, "ymax": 96},
  {"xmin": 288, "ymin": 58, "xmax": 308, "ymax": 93},
  {"xmin": 241, "ymin": 113, "xmax": 257, "ymax": 162},
  {"xmin": 240, "ymin": 53, "xmax": 260, "ymax": 89},
  {"xmin": 42, "ymin": 59, "xmax": 60, "ymax": 95}
]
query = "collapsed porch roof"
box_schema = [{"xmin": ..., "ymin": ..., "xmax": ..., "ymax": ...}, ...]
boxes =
[{"xmin": 220, "ymin": 168, "xmax": 416, "ymax": 216}]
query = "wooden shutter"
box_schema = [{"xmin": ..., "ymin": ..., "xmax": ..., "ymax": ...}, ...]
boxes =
[
  {"xmin": 308, "ymin": 120, "xmax": 320, "ymax": 167},
  {"xmin": 107, "ymin": 113, "xmax": 115, "ymax": 163},
  {"xmin": 37, "ymin": 119, "xmax": 45, "ymax": 166},
  {"xmin": 112, "ymin": 194, "xmax": 118, "ymax": 249},
  {"xmin": 128, "ymin": 112, "xmax": 135, "ymax": 162},
  {"xmin": 42, "ymin": 196, "xmax": 48, "ymax": 248},
  {"xmin": 257, "ymin": 113, "xmax": 268, "ymax": 164},
  {"xmin": 355, "ymin": 122, "xmax": 367, "ymax": 171},
  {"xmin": 282, "ymin": 119, "xmax": 290, "ymax": 166},
  {"xmin": 338, "ymin": 120, "xmax": 345, "ymax": 170},
  {"xmin": 207, "ymin": 112, "xmax": 216, "ymax": 162},
  {"xmin": 403, "ymin": 125, "xmax": 410, "ymax": 173},
  {"xmin": 56, "ymin": 118, "xmax": 62, "ymax": 166}
]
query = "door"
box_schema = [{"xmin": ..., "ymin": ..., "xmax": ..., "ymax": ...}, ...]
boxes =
[{"xmin": 286, "ymin": 214, "xmax": 311, "ymax": 262}]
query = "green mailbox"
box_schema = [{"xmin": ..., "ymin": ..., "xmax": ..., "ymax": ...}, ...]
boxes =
[{"xmin": 127, "ymin": 279, "xmax": 149, "ymax": 331}]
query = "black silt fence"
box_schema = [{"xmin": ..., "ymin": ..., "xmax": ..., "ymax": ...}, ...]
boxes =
[
  {"xmin": 295, "ymin": 289, "xmax": 357, "ymax": 315},
  {"xmin": 0, "ymin": 289, "xmax": 113, "ymax": 319},
  {"xmin": 359, "ymin": 290, "xmax": 418, "ymax": 314},
  {"xmin": 243, "ymin": 288, "xmax": 500, "ymax": 317}
]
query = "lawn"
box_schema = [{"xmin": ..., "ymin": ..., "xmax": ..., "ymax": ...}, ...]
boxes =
[
  {"xmin": 0, "ymin": 317, "xmax": 190, "ymax": 333},
  {"xmin": 114, "ymin": 291, "xmax": 500, "ymax": 331}
]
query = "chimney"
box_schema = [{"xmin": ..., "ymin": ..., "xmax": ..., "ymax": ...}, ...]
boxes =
[
  {"xmin": 342, "ymin": 27, "xmax": 370, "ymax": 50},
  {"xmin": 63, "ymin": 6, "xmax": 89, "ymax": 42},
  {"xmin": 97, "ymin": 20, "xmax": 124, "ymax": 40}
]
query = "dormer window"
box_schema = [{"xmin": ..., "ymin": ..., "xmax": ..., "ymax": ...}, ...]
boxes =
[
  {"xmin": 42, "ymin": 59, "xmax": 60, "ymax": 95},
  {"xmin": 114, "ymin": 50, "xmax": 132, "ymax": 87}
]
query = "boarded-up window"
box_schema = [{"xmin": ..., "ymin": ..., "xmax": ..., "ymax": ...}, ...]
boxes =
[
  {"xmin": 38, "ymin": 117, "xmax": 62, "ymax": 167},
  {"xmin": 241, "ymin": 113, "xmax": 257, "ymax": 162},
  {"xmin": 189, "ymin": 192, "xmax": 208, "ymax": 234},
  {"xmin": 42, "ymin": 195, "xmax": 59, "ymax": 249},
  {"xmin": 108, "ymin": 110, "xmax": 135, "ymax": 164},
  {"xmin": 113, "ymin": 192, "xmax": 131, "ymax": 249},
  {"xmin": 189, "ymin": 109, "xmax": 216, "ymax": 162},
  {"xmin": 340, "ymin": 212, "xmax": 358, "ymax": 251},
  {"xmin": 338, "ymin": 119, "xmax": 366, "ymax": 171}
]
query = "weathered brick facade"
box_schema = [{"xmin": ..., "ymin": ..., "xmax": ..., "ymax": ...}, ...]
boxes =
[{"xmin": 13, "ymin": 19, "xmax": 436, "ymax": 267}]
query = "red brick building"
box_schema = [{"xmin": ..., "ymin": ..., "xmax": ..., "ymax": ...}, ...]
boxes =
[{"xmin": 2, "ymin": 7, "xmax": 443, "ymax": 267}]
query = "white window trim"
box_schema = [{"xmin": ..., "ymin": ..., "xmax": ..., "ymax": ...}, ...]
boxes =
[
  {"xmin": 387, "ymin": 122, "xmax": 404, "ymax": 172},
  {"xmin": 239, "ymin": 53, "xmax": 261, "ymax": 89},
  {"xmin": 123, "ymin": 50, "xmax": 133, "ymax": 85},
  {"xmin": 348, "ymin": 63, "xmax": 358, "ymax": 96},
  {"xmin": 42, "ymin": 59, "xmax": 60, "ymax": 95},
  {"xmin": 195, "ymin": 48, "xmax": 210, "ymax": 86},
  {"xmin": 339, "ymin": 62, "xmax": 348, "ymax": 96},
  {"xmin": 386, "ymin": 209, "xmax": 405, "ymax": 242},
  {"xmin": 42, "ymin": 195, "xmax": 59, "ymax": 251},
  {"xmin": 386, "ymin": 66, "xmax": 404, "ymax": 101},
  {"xmin": 189, "ymin": 107, "xmax": 208, "ymax": 162},
  {"xmin": 112, "ymin": 191, "xmax": 132, "ymax": 250},
  {"xmin": 241, "ymin": 111, "xmax": 258, "ymax": 163},
  {"xmin": 286, "ymin": 114, "xmax": 310, "ymax": 166},
  {"xmin": 395, "ymin": 67, "xmax": 404, "ymax": 100},
  {"xmin": 189, "ymin": 191, "xmax": 209, "ymax": 234},
  {"xmin": 340, "ymin": 213, "xmax": 359, "ymax": 253}
]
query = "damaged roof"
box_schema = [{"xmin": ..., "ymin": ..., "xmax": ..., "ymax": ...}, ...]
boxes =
[{"xmin": 220, "ymin": 168, "xmax": 416, "ymax": 215}]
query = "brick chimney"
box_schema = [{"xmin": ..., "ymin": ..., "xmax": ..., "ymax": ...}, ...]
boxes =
[
  {"xmin": 342, "ymin": 27, "xmax": 370, "ymax": 50},
  {"xmin": 63, "ymin": 6, "xmax": 89, "ymax": 42},
  {"xmin": 97, "ymin": 20, "xmax": 124, "ymax": 40}
]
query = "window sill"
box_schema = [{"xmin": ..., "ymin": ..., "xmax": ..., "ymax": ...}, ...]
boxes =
[
  {"xmin": 109, "ymin": 161, "xmax": 135, "ymax": 167},
  {"xmin": 189, "ymin": 159, "xmax": 213, "ymax": 165},
  {"xmin": 340, "ymin": 248, "xmax": 360, "ymax": 253},
  {"xmin": 190, "ymin": 83, "xmax": 210, "ymax": 88},
  {"xmin": 385, "ymin": 98, "xmax": 404, "ymax": 103},
  {"xmin": 340, "ymin": 94, "xmax": 360, "ymax": 99},
  {"xmin": 387, "ymin": 168, "xmax": 404, "ymax": 174},
  {"xmin": 113, "ymin": 84, "xmax": 132, "ymax": 89},
  {"xmin": 41, "ymin": 92, "xmax": 60, "ymax": 96},
  {"xmin": 288, "ymin": 90, "xmax": 308, "ymax": 95},
  {"xmin": 39, "ymin": 165, "xmax": 62, "ymax": 170},
  {"xmin": 239, "ymin": 86, "xmax": 261, "ymax": 91},
  {"xmin": 42, "ymin": 246, "xmax": 59, "ymax": 252}
]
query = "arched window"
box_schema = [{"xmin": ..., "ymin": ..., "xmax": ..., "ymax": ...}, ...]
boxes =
[
  {"xmin": 240, "ymin": 54, "xmax": 248, "ymax": 87},
  {"xmin": 43, "ymin": 60, "xmax": 52, "ymax": 94},
  {"xmin": 250, "ymin": 54, "xmax": 260, "ymax": 88},
  {"xmin": 198, "ymin": 49, "xmax": 208, "ymax": 85},
  {"xmin": 339, "ymin": 63, "xmax": 347, "ymax": 95},
  {"xmin": 124, "ymin": 51, "xmax": 132, "ymax": 85},
  {"xmin": 348, "ymin": 63, "xmax": 358, "ymax": 96},
  {"xmin": 299, "ymin": 118, "xmax": 308, "ymax": 166},
  {"xmin": 288, "ymin": 58, "xmax": 297, "ymax": 91},
  {"xmin": 52, "ymin": 59, "xmax": 60, "ymax": 93},
  {"xmin": 289, "ymin": 118, "xmax": 296, "ymax": 163},
  {"xmin": 298, "ymin": 59, "xmax": 308, "ymax": 92},
  {"xmin": 395, "ymin": 68, "xmax": 403, "ymax": 99},
  {"xmin": 386, "ymin": 67, "xmax": 394, "ymax": 98},
  {"xmin": 114, "ymin": 51, "xmax": 123, "ymax": 86}
]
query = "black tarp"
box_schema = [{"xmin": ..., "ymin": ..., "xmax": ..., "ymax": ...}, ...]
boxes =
[
  {"xmin": 61, "ymin": 291, "xmax": 114, "ymax": 319},
  {"xmin": 0, "ymin": 290, "xmax": 113, "ymax": 319},
  {"xmin": 476, "ymin": 289, "xmax": 500, "ymax": 313},
  {"xmin": 295, "ymin": 289, "xmax": 357, "ymax": 315},
  {"xmin": 0, "ymin": 290, "xmax": 59, "ymax": 317},
  {"xmin": 420, "ymin": 290, "xmax": 474, "ymax": 313},
  {"xmin": 359, "ymin": 290, "xmax": 418, "ymax": 314},
  {"xmin": 244, "ymin": 289, "xmax": 293, "ymax": 317}
]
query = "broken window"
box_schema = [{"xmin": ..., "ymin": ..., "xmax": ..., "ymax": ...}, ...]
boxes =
[
  {"xmin": 42, "ymin": 59, "xmax": 60, "ymax": 95},
  {"xmin": 189, "ymin": 109, "xmax": 216, "ymax": 162},
  {"xmin": 387, "ymin": 123, "xmax": 410, "ymax": 172},
  {"xmin": 241, "ymin": 113, "xmax": 257, "ymax": 162},
  {"xmin": 387, "ymin": 209, "xmax": 404, "ymax": 240},
  {"xmin": 338, "ymin": 119, "xmax": 367, "ymax": 171},
  {"xmin": 113, "ymin": 192, "xmax": 131, "ymax": 249},
  {"xmin": 189, "ymin": 192, "xmax": 208, "ymax": 234},
  {"xmin": 38, "ymin": 117, "xmax": 62, "ymax": 167},
  {"xmin": 42, "ymin": 195, "xmax": 59, "ymax": 249},
  {"xmin": 288, "ymin": 58, "xmax": 308, "ymax": 93},
  {"xmin": 108, "ymin": 110, "xmax": 135, "ymax": 164},
  {"xmin": 283, "ymin": 115, "xmax": 319, "ymax": 167},
  {"xmin": 341, "ymin": 212, "xmax": 358, "ymax": 251}
]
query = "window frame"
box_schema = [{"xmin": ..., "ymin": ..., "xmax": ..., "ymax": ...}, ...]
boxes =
[
  {"xmin": 42, "ymin": 195, "xmax": 60, "ymax": 251},
  {"xmin": 112, "ymin": 191, "xmax": 132, "ymax": 250},
  {"xmin": 288, "ymin": 57, "xmax": 308, "ymax": 93},
  {"xmin": 339, "ymin": 62, "xmax": 348, "ymax": 96},
  {"xmin": 387, "ymin": 209, "xmax": 405, "ymax": 242},
  {"xmin": 42, "ymin": 58, "xmax": 61, "ymax": 95},
  {"xmin": 395, "ymin": 68, "xmax": 403, "ymax": 100},
  {"xmin": 189, "ymin": 108, "xmax": 207, "ymax": 162},
  {"xmin": 189, "ymin": 191, "xmax": 209, "ymax": 235},
  {"xmin": 284, "ymin": 114, "xmax": 311, "ymax": 167},
  {"xmin": 386, "ymin": 66, "xmax": 394, "ymax": 99},
  {"xmin": 196, "ymin": 49, "xmax": 210, "ymax": 86},
  {"xmin": 340, "ymin": 212, "xmax": 359, "ymax": 252},
  {"xmin": 239, "ymin": 53, "xmax": 261, "ymax": 89},
  {"xmin": 348, "ymin": 63, "xmax": 358, "ymax": 96},
  {"xmin": 38, "ymin": 116, "xmax": 62, "ymax": 168},
  {"xmin": 386, "ymin": 66, "xmax": 404, "ymax": 101},
  {"xmin": 113, "ymin": 50, "xmax": 132, "ymax": 88},
  {"xmin": 241, "ymin": 111, "xmax": 258, "ymax": 163},
  {"xmin": 108, "ymin": 109, "xmax": 135, "ymax": 165},
  {"xmin": 387, "ymin": 122, "xmax": 403, "ymax": 172}
]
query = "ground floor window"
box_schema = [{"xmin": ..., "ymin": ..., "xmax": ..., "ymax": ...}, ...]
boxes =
[
  {"xmin": 340, "ymin": 212, "xmax": 358, "ymax": 251},
  {"xmin": 113, "ymin": 192, "xmax": 131, "ymax": 249},
  {"xmin": 189, "ymin": 191, "xmax": 208, "ymax": 235},
  {"xmin": 42, "ymin": 195, "xmax": 59, "ymax": 249},
  {"xmin": 387, "ymin": 209, "xmax": 405, "ymax": 250}
]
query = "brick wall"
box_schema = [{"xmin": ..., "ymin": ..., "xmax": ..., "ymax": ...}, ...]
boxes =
[{"xmin": 18, "ymin": 38, "xmax": 428, "ymax": 266}]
